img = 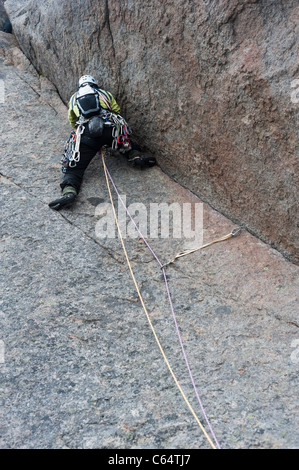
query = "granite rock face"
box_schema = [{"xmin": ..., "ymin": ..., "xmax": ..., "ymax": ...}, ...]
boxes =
[
  {"xmin": 4, "ymin": 0, "xmax": 299, "ymax": 264},
  {"xmin": 1, "ymin": 31, "xmax": 299, "ymax": 450}
]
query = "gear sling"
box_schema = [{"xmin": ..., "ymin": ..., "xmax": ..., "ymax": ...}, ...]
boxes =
[{"xmin": 61, "ymin": 85, "xmax": 132, "ymax": 172}]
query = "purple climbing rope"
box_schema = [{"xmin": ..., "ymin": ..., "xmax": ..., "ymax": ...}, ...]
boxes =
[{"xmin": 103, "ymin": 161, "xmax": 221, "ymax": 449}]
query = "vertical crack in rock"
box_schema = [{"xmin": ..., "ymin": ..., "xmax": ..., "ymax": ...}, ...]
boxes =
[
  {"xmin": 1, "ymin": 30, "xmax": 299, "ymax": 449},
  {"xmin": 4, "ymin": 0, "xmax": 298, "ymax": 263},
  {"xmin": 104, "ymin": 0, "xmax": 121, "ymax": 96}
]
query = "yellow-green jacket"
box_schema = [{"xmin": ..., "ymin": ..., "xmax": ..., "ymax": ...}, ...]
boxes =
[{"xmin": 68, "ymin": 88, "xmax": 121, "ymax": 128}]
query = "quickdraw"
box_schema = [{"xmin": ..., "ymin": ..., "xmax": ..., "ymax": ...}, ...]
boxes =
[
  {"xmin": 61, "ymin": 121, "xmax": 86, "ymax": 172},
  {"xmin": 109, "ymin": 113, "xmax": 131, "ymax": 152},
  {"xmin": 97, "ymin": 89, "xmax": 132, "ymax": 152},
  {"xmin": 61, "ymin": 99, "xmax": 132, "ymax": 173},
  {"xmin": 69, "ymin": 123, "xmax": 85, "ymax": 167},
  {"xmin": 61, "ymin": 130, "xmax": 76, "ymax": 173}
]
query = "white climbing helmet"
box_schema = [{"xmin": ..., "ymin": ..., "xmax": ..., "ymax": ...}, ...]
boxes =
[{"xmin": 78, "ymin": 75, "xmax": 98, "ymax": 88}]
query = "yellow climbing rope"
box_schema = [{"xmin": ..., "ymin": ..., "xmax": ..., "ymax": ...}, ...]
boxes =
[{"xmin": 101, "ymin": 149, "xmax": 217, "ymax": 449}]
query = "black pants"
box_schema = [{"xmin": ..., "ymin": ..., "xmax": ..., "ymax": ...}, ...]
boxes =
[{"xmin": 60, "ymin": 126, "xmax": 140, "ymax": 193}]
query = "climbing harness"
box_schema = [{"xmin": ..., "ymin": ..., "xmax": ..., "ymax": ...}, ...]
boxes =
[
  {"xmin": 93, "ymin": 88, "xmax": 132, "ymax": 152},
  {"xmin": 101, "ymin": 148, "xmax": 222, "ymax": 449},
  {"xmin": 162, "ymin": 227, "xmax": 242, "ymax": 268},
  {"xmin": 61, "ymin": 89, "xmax": 132, "ymax": 172},
  {"xmin": 76, "ymin": 84, "xmax": 132, "ymax": 152}
]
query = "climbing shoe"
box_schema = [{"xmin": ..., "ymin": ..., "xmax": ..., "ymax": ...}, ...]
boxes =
[
  {"xmin": 49, "ymin": 193, "xmax": 76, "ymax": 211},
  {"xmin": 49, "ymin": 185, "xmax": 77, "ymax": 211},
  {"xmin": 128, "ymin": 151, "xmax": 156, "ymax": 168}
]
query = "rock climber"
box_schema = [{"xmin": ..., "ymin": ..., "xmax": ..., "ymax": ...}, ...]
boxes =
[{"xmin": 49, "ymin": 75, "xmax": 156, "ymax": 210}]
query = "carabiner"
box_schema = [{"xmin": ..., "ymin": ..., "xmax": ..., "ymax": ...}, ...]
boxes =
[
  {"xmin": 69, "ymin": 159, "xmax": 77, "ymax": 168},
  {"xmin": 231, "ymin": 227, "xmax": 242, "ymax": 236}
]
